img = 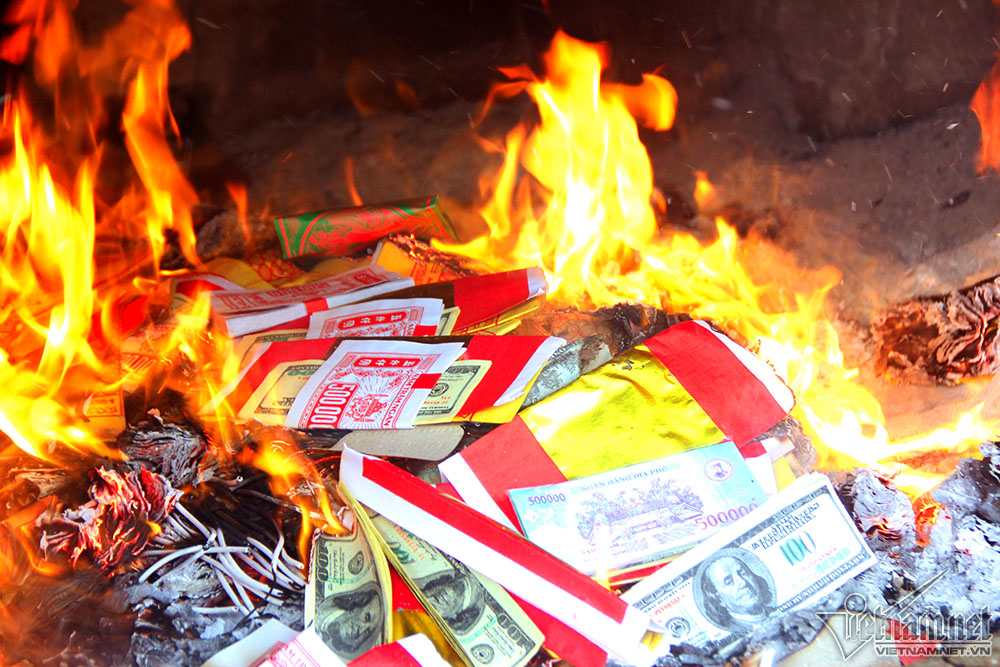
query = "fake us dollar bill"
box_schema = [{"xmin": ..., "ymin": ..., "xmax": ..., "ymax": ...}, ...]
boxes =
[
  {"xmin": 509, "ymin": 441, "xmax": 768, "ymax": 576},
  {"xmin": 368, "ymin": 513, "xmax": 544, "ymax": 667},
  {"xmin": 304, "ymin": 519, "xmax": 392, "ymax": 662},
  {"xmin": 621, "ymin": 473, "xmax": 876, "ymax": 656}
]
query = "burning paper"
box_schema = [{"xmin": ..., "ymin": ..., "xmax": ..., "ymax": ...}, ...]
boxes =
[
  {"xmin": 274, "ymin": 196, "xmax": 458, "ymax": 259},
  {"xmin": 304, "ymin": 521, "xmax": 392, "ymax": 662},
  {"xmin": 37, "ymin": 467, "xmax": 181, "ymax": 571},
  {"xmin": 622, "ymin": 474, "xmax": 876, "ymax": 656},
  {"xmin": 338, "ymin": 448, "xmax": 652, "ymax": 660},
  {"xmin": 508, "ymin": 441, "xmax": 767, "ymax": 578}
]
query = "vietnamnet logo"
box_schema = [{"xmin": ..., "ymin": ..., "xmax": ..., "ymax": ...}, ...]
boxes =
[{"xmin": 816, "ymin": 570, "xmax": 992, "ymax": 661}]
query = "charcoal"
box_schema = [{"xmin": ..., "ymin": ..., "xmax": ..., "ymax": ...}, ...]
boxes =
[
  {"xmin": 836, "ymin": 469, "xmax": 918, "ymax": 557},
  {"xmin": 117, "ymin": 413, "xmax": 215, "ymax": 487},
  {"xmin": 932, "ymin": 457, "xmax": 1000, "ymax": 524},
  {"xmin": 871, "ymin": 274, "xmax": 1000, "ymax": 385},
  {"xmin": 827, "ymin": 447, "xmax": 1000, "ymax": 643},
  {"xmin": 0, "ymin": 568, "xmax": 132, "ymax": 665}
]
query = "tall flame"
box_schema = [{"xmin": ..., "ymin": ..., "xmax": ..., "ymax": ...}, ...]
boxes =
[
  {"xmin": 0, "ymin": 0, "xmax": 205, "ymax": 461},
  {"xmin": 442, "ymin": 31, "xmax": 994, "ymax": 492}
]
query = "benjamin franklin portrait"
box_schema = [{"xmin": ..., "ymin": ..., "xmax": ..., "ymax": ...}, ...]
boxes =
[
  {"xmin": 315, "ymin": 580, "xmax": 385, "ymax": 660},
  {"xmin": 692, "ymin": 547, "xmax": 777, "ymax": 633},
  {"xmin": 413, "ymin": 552, "xmax": 487, "ymax": 635}
]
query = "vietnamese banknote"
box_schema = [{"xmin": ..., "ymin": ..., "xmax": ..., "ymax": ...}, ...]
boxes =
[
  {"xmin": 285, "ymin": 339, "xmax": 466, "ymax": 430},
  {"xmin": 237, "ymin": 360, "xmax": 322, "ymax": 425},
  {"xmin": 509, "ymin": 441, "xmax": 768, "ymax": 576},
  {"xmin": 621, "ymin": 473, "xmax": 876, "ymax": 655},
  {"xmin": 304, "ymin": 522, "xmax": 392, "ymax": 662},
  {"xmin": 368, "ymin": 513, "xmax": 543, "ymax": 667},
  {"xmin": 413, "ymin": 360, "xmax": 491, "ymax": 425}
]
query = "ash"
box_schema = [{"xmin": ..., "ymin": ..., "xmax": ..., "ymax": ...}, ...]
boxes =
[
  {"xmin": 124, "ymin": 561, "xmax": 301, "ymax": 666},
  {"xmin": 628, "ymin": 443, "xmax": 1000, "ymax": 667}
]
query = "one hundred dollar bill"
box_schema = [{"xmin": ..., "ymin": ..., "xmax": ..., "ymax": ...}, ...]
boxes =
[
  {"xmin": 232, "ymin": 329, "xmax": 307, "ymax": 366},
  {"xmin": 621, "ymin": 473, "xmax": 876, "ymax": 655},
  {"xmin": 304, "ymin": 521, "xmax": 392, "ymax": 662},
  {"xmin": 509, "ymin": 441, "xmax": 768, "ymax": 576},
  {"xmin": 413, "ymin": 360, "xmax": 492, "ymax": 425},
  {"xmin": 237, "ymin": 360, "xmax": 322, "ymax": 425},
  {"xmin": 368, "ymin": 513, "xmax": 543, "ymax": 667}
]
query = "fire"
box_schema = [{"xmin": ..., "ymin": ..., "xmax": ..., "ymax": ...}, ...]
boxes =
[
  {"xmin": 0, "ymin": 0, "xmax": 208, "ymax": 462},
  {"xmin": 444, "ymin": 32, "xmax": 677, "ymax": 306},
  {"xmin": 442, "ymin": 31, "xmax": 995, "ymax": 493},
  {"xmin": 245, "ymin": 433, "xmax": 345, "ymax": 559}
]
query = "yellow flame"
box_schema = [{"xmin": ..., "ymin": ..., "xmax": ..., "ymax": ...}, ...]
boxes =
[
  {"xmin": 0, "ymin": 0, "xmax": 206, "ymax": 461},
  {"xmin": 440, "ymin": 31, "xmax": 994, "ymax": 493}
]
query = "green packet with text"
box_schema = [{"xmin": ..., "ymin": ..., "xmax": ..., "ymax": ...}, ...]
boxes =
[{"xmin": 274, "ymin": 195, "xmax": 457, "ymax": 259}]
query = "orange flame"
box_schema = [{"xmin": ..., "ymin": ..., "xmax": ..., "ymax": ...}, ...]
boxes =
[
  {"xmin": 0, "ymin": 0, "xmax": 206, "ymax": 462},
  {"xmin": 441, "ymin": 31, "xmax": 995, "ymax": 494},
  {"xmin": 972, "ymin": 59, "xmax": 1000, "ymax": 172},
  {"xmin": 441, "ymin": 31, "xmax": 678, "ymax": 307},
  {"xmin": 246, "ymin": 435, "xmax": 344, "ymax": 559}
]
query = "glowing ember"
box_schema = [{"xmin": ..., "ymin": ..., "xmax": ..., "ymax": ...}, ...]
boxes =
[{"xmin": 440, "ymin": 31, "xmax": 996, "ymax": 493}]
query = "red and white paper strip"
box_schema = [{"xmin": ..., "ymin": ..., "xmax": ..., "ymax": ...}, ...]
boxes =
[
  {"xmin": 439, "ymin": 416, "xmax": 567, "ymax": 531},
  {"xmin": 212, "ymin": 266, "xmax": 413, "ymax": 337},
  {"xmin": 455, "ymin": 336, "xmax": 565, "ymax": 414},
  {"xmin": 285, "ymin": 339, "xmax": 465, "ymax": 430},
  {"xmin": 493, "ymin": 336, "xmax": 564, "ymax": 406},
  {"xmin": 339, "ymin": 448, "xmax": 651, "ymax": 659},
  {"xmin": 349, "ymin": 634, "xmax": 450, "ymax": 667},
  {"xmin": 306, "ymin": 298, "xmax": 443, "ymax": 339},
  {"xmin": 174, "ymin": 272, "xmax": 245, "ymax": 299},
  {"xmin": 259, "ymin": 627, "xmax": 347, "ymax": 667},
  {"xmin": 643, "ymin": 320, "xmax": 794, "ymax": 446},
  {"xmin": 449, "ymin": 267, "xmax": 547, "ymax": 333},
  {"xmin": 212, "ymin": 266, "xmax": 407, "ymax": 314}
]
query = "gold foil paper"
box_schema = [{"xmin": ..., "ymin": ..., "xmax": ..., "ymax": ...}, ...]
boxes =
[
  {"xmin": 391, "ymin": 611, "xmax": 464, "ymax": 667},
  {"xmin": 519, "ymin": 345, "xmax": 725, "ymax": 479}
]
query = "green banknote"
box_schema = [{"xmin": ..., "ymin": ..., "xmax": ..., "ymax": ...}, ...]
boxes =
[{"xmin": 304, "ymin": 522, "xmax": 392, "ymax": 662}]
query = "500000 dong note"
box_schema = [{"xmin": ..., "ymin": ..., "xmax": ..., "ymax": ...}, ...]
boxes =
[
  {"xmin": 509, "ymin": 441, "xmax": 767, "ymax": 576},
  {"xmin": 621, "ymin": 473, "xmax": 876, "ymax": 656}
]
